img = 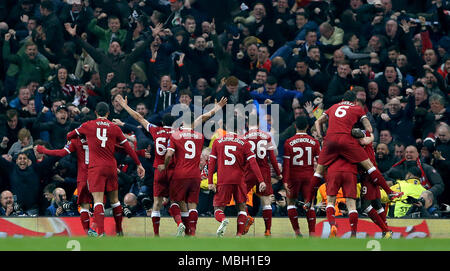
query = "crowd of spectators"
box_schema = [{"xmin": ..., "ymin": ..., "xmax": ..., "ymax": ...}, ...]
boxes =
[{"xmin": 0, "ymin": 0, "xmax": 449, "ymax": 219}]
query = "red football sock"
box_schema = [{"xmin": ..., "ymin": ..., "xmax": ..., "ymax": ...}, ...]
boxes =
[
  {"xmin": 111, "ymin": 202, "xmax": 123, "ymax": 234},
  {"xmin": 169, "ymin": 203, "xmax": 182, "ymax": 226},
  {"xmin": 181, "ymin": 212, "xmax": 190, "ymax": 235},
  {"xmin": 308, "ymin": 174, "xmax": 323, "ymax": 203},
  {"xmin": 287, "ymin": 206, "xmax": 300, "ymax": 235},
  {"xmin": 237, "ymin": 211, "xmax": 247, "ymax": 235},
  {"xmin": 80, "ymin": 210, "xmax": 90, "ymax": 234},
  {"xmin": 378, "ymin": 207, "xmax": 388, "ymax": 226},
  {"xmin": 306, "ymin": 208, "xmax": 316, "ymax": 234},
  {"xmin": 151, "ymin": 211, "xmax": 161, "ymax": 236},
  {"xmin": 367, "ymin": 208, "xmax": 389, "ymax": 232},
  {"xmin": 326, "ymin": 205, "xmax": 336, "ymax": 226},
  {"xmin": 93, "ymin": 203, "xmax": 105, "ymax": 235},
  {"xmin": 262, "ymin": 206, "xmax": 272, "ymax": 232},
  {"xmin": 214, "ymin": 209, "xmax": 226, "ymax": 223},
  {"xmin": 188, "ymin": 209, "xmax": 198, "ymax": 236},
  {"xmin": 368, "ymin": 168, "xmax": 393, "ymax": 194},
  {"xmin": 349, "ymin": 210, "xmax": 358, "ymax": 236}
]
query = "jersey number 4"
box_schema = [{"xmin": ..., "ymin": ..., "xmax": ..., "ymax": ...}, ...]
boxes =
[{"xmin": 96, "ymin": 128, "xmax": 108, "ymax": 147}]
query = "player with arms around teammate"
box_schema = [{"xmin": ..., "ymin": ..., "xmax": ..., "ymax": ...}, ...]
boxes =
[
  {"xmin": 67, "ymin": 102, "xmax": 145, "ymax": 236},
  {"xmin": 157, "ymin": 98, "xmax": 228, "ymax": 236},
  {"xmin": 243, "ymin": 113, "xmax": 282, "ymax": 237},
  {"xmin": 35, "ymin": 136, "xmax": 98, "ymax": 236},
  {"xmin": 308, "ymin": 90, "xmax": 402, "ymax": 208},
  {"xmin": 208, "ymin": 116, "xmax": 266, "ymax": 237},
  {"xmin": 282, "ymin": 115, "xmax": 321, "ymax": 237}
]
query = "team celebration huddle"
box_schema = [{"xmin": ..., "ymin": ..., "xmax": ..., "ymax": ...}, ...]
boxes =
[{"xmin": 38, "ymin": 89, "xmax": 403, "ymax": 239}]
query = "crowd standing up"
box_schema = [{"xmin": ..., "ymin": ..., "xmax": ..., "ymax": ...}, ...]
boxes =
[{"xmin": 0, "ymin": 0, "xmax": 449, "ymax": 238}]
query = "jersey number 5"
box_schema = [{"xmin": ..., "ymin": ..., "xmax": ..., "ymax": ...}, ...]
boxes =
[{"xmin": 96, "ymin": 128, "xmax": 108, "ymax": 148}]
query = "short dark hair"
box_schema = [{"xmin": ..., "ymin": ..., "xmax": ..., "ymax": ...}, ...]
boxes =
[
  {"xmin": 6, "ymin": 109, "xmax": 18, "ymax": 121},
  {"xmin": 295, "ymin": 115, "xmax": 309, "ymax": 130},
  {"xmin": 162, "ymin": 113, "xmax": 176, "ymax": 127},
  {"xmin": 342, "ymin": 90, "xmax": 357, "ymax": 102},
  {"xmin": 95, "ymin": 102, "xmax": 110, "ymax": 117},
  {"xmin": 266, "ymin": 76, "xmax": 278, "ymax": 85},
  {"xmin": 296, "ymin": 12, "xmax": 309, "ymax": 20},
  {"xmin": 40, "ymin": 0, "xmax": 54, "ymax": 11}
]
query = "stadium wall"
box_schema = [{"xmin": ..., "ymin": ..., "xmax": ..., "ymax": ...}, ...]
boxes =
[{"xmin": 0, "ymin": 217, "xmax": 448, "ymax": 238}]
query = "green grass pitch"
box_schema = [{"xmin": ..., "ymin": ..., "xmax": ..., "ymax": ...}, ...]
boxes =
[{"xmin": 1, "ymin": 236, "xmax": 450, "ymax": 251}]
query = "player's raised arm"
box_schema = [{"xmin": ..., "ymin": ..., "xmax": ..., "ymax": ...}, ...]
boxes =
[
  {"xmin": 35, "ymin": 142, "xmax": 73, "ymax": 157},
  {"xmin": 193, "ymin": 97, "xmax": 228, "ymax": 128},
  {"xmin": 314, "ymin": 113, "xmax": 328, "ymax": 140},
  {"xmin": 361, "ymin": 116, "xmax": 373, "ymax": 134},
  {"xmin": 115, "ymin": 94, "xmax": 152, "ymax": 129}
]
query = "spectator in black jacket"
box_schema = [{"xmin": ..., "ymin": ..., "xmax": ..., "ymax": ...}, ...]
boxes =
[
  {"xmin": 39, "ymin": 0, "xmax": 64, "ymax": 58},
  {"xmin": 0, "ymin": 109, "xmax": 36, "ymax": 154},
  {"xmin": 0, "ymin": 151, "xmax": 59, "ymax": 215},
  {"xmin": 324, "ymin": 61, "xmax": 354, "ymax": 108},
  {"xmin": 32, "ymin": 105, "xmax": 80, "ymax": 149}
]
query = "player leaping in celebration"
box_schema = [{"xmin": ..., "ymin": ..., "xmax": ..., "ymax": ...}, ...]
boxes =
[
  {"xmin": 67, "ymin": 102, "xmax": 145, "ymax": 237},
  {"xmin": 307, "ymin": 90, "xmax": 402, "ymax": 209},
  {"xmin": 156, "ymin": 97, "xmax": 228, "ymax": 237},
  {"xmin": 208, "ymin": 116, "xmax": 266, "ymax": 237},
  {"xmin": 243, "ymin": 113, "xmax": 282, "ymax": 237}
]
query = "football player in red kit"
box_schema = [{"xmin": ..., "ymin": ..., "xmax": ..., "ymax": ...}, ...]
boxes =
[
  {"xmin": 35, "ymin": 137, "xmax": 97, "ymax": 236},
  {"xmin": 243, "ymin": 114, "xmax": 282, "ymax": 236},
  {"xmin": 282, "ymin": 115, "xmax": 320, "ymax": 237},
  {"xmin": 67, "ymin": 102, "xmax": 145, "ymax": 236},
  {"xmin": 157, "ymin": 98, "xmax": 228, "ymax": 236},
  {"xmin": 208, "ymin": 116, "xmax": 266, "ymax": 237},
  {"xmin": 308, "ymin": 90, "xmax": 402, "ymax": 209}
]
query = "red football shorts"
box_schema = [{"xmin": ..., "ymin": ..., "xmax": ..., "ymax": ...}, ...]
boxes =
[
  {"xmin": 169, "ymin": 178, "xmax": 200, "ymax": 203},
  {"xmin": 360, "ymin": 174, "xmax": 381, "ymax": 201},
  {"xmin": 213, "ymin": 183, "xmax": 248, "ymax": 207},
  {"xmin": 153, "ymin": 168, "xmax": 173, "ymax": 198},
  {"xmin": 286, "ymin": 172, "xmax": 314, "ymax": 199},
  {"xmin": 318, "ymin": 134, "xmax": 368, "ymax": 166},
  {"xmin": 326, "ymin": 171, "xmax": 357, "ymax": 199},
  {"xmin": 87, "ymin": 166, "xmax": 118, "ymax": 193},
  {"xmin": 77, "ymin": 180, "xmax": 93, "ymax": 205},
  {"xmin": 245, "ymin": 167, "xmax": 272, "ymax": 196}
]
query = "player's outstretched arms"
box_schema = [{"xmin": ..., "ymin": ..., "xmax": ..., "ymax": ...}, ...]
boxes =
[
  {"xmin": 193, "ymin": 97, "xmax": 228, "ymax": 128},
  {"xmin": 35, "ymin": 144, "xmax": 70, "ymax": 157},
  {"xmin": 116, "ymin": 94, "xmax": 152, "ymax": 129},
  {"xmin": 314, "ymin": 114, "xmax": 328, "ymax": 140}
]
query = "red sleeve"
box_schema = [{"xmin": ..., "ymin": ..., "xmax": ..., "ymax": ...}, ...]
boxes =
[
  {"xmin": 248, "ymin": 157, "xmax": 264, "ymax": 183},
  {"xmin": 67, "ymin": 129, "xmax": 78, "ymax": 141},
  {"xmin": 268, "ymin": 149, "xmax": 281, "ymax": 176},
  {"xmin": 36, "ymin": 145, "xmax": 70, "ymax": 157},
  {"xmin": 208, "ymin": 142, "xmax": 217, "ymax": 185},
  {"xmin": 282, "ymin": 141, "xmax": 291, "ymax": 183},
  {"xmin": 135, "ymin": 149, "xmax": 146, "ymax": 157}
]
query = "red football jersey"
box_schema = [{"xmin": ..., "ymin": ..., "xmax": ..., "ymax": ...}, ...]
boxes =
[
  {"xmin": 363, "ymin": 131, "xmax": 376, "ymax": 165},
  {"xmin": 243, "ymin": 128, "xmax": 275, "ymax": 169},
  {"xmin": 167, "ymin": 128, "xmax": 204, "ymax": 180},
  {"xmin": 147, "ymin": 123, "xmax": 174, "ymax": 168},
  {"xmin": 73, "ymin": 118, "xmax": 127, "ymax": 168},
  {"xmin": 64, "ymin": 137, "xmax": 89, "ymax": 181},
  {"xmin": 209, "ymin": 133, "xmax": 256, "ymax": 185},
  {"xmin": 324, "ymin": 101, "xmax": 367, "ymax": 136},
  {"xmin": 327, "ymin": 157, "xmax": 358, "ymax": 174},
  {"xmin": 283, "ymin": 133, "xmax": 321, "ymax": 180}
]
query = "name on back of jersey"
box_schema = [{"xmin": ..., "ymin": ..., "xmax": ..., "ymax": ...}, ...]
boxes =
[
  {"xmin": 96, "ymin": 121, "xmax": 110, "ymax": 127},
  {"xmin": 217, "ymin": 137, "xmax": 245, "ymax": 145},
  {"xmin": 289, "ymin": 137, "xmax": 316, "ymax": 146},
  {"xmin": 244, "ymin": 131, "xmax": 269, "ymax": 140}
]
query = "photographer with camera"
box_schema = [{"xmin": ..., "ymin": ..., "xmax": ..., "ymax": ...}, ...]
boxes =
[
  {"xmin": 45, "ymin": 187, "xmax": 78, "ymax": 217},
  {"xmin": 403, "ymin": 190, "xmax": 440, "ymax": 218},
  {"xmin": 0, "ymin": 190, "xmax": 26, "ymax": 216},
  {"xmin": 122, "ymin": 192, "xmax": 147, "ymax": 218}
]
